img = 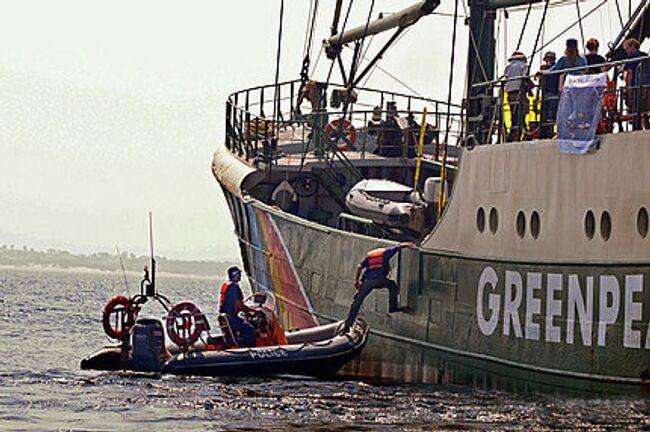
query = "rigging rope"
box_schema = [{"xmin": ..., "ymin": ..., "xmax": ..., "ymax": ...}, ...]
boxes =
[
  {"xmin": 614, "ymin": 0, "xmax": 625, "ymax": 28},
  {"xmin": 272, "ymin": 0, "xmax": 285, "ymax": 142},
  {"xmin": 310, "ymin": 46, "xmax": 324, "ymax": 76},
  {"xmin": 531, "ymin": 0, "xmax": 607, "ymax": 58},
  {"xmin": 444, "ymin": 0, "xmax": 460, "ymax": 146},
  {"xmin": 461, "ymin": 0, "xmax": 489, "ymax": 82},
  {"xmin": 357, "ymin": 27, "xmax": 417, "ymax": 92},
  {"xmin": 326, "ymin": 0, "xmax": 354, "ymax": 85},
  {"xmin": 349, "ymin": 0, "xmax": 376, "ymax": 88},
  {"xmin": 303, "ymin": 0, "xmax": 315, "ymax": 58},
  {"xmin": 300, "ymin": 0, "xmax": 320, "ymax": 84},
  {"xmin": 575, "ymin": 0, "xmax": 586, "ymax": 49},
  {"xmin": 516, "ymin": 0, "xmax": 535, "ymax": 51},
  {"xmin": 440, "ymin": 0, "xmax": 461, "ymax": 216},
  {"xmin": 529, "ymin": 0, "xmax": 551, "ymax": 72}
]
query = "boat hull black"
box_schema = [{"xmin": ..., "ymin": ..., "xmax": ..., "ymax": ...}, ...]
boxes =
[{"xmin": 81, "ymin": 319, "xmax": 368, "ymax": 377}]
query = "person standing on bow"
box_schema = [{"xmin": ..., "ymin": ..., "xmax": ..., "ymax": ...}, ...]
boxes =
[
  {"xmin": 622, "ymin": 38, "xmax": 650, "ymax": 123},
  {"xmin": 536, "ymin": 51, "xmax": 560, "ymax": 139},
  {"xmin": 343, "ymin": 242, "xmax": 416, "ymax": 331},
  {"xmin": 504, "ymin": 51, "xmax": 532, "ymax": 142},
  {"xmin": 550, "ymin": 38, "xmax": 587, "ymax": 89},
  {"xmin": 219, "ymin": 266, "xmax": 257, "ymax": 347},
  {"xmin": 584, "ymin": 38, "xmax": 607, "ymax": 74}
]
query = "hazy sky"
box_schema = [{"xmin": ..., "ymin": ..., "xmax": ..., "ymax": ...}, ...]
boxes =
[{"xmin": 0, "ymin": 0, "xmax": 633, "ymax": 260}]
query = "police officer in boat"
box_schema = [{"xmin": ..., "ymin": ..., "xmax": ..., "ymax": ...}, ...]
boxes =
[
  {"xmin": 343, "ymin": 242, "xmax": 416, "ymax": 331},
  {"xmin": 219, "ymin": 266, "xmax": 257, "ymax": 347}
]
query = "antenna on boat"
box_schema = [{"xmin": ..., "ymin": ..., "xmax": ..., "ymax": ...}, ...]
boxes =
[
  {"xmin": 135, "ymin": 211, "xmax": 170, "ymax": 311},
  {"xmin": 148, "ymin": 211, "xmax": 156, "ymax": 297}
]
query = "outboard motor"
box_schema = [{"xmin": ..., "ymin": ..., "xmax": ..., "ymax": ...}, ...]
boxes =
[{"xmin": 130, "ymin": 318, "xmax": 165, "ymax": 372}]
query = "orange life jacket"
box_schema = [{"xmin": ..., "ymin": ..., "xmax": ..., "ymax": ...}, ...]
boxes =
[
  {"xmin": 367, "ymin": 248, "xmax": 386, "ymax": 269},
  {"xmin": 219, "ymin": 281, "xmax": 242, "ymax": 314}
]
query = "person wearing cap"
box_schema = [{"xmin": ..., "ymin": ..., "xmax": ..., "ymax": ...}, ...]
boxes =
[
  {"xmin": 536, "ymin": 51, "xmax": 560, "ymax": 138},
  {"xmin": 585, "ymin": 38, "xmax": 607, "ymax": 74},
  {"xmin": 504, "ymin": 51, "xmax": 532, "ymax": 141},
  {"xmin": 550, "ymin": 38, "xmax": 587, "ymax": 83},
  {"xmin": 219, "ymin": 266, "xmax": 257, "ymax": 347},
  {"xmin": 374, "ymin": 101, "xmax": 403, "ymax": 157},
  {"xmin": 622, "ymin": 38, "xmax": 650, "ymax": 120}
]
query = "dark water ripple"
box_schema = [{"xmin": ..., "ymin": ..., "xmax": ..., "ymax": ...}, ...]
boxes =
[{"xmin": 0, "ymin": 268, "xmax": 648, "ymax": 431}]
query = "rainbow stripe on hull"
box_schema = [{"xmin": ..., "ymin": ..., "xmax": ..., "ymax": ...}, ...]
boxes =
[{"xmin": 246, "ymin": 205, "xmax": 318, "ymax": 330}]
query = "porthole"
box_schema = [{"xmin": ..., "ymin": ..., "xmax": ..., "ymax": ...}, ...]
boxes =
[
  {"xmin": 516, "ymin": 211, "xmax": 526, "ymax": 238},
  {"xmin": 637, "ymin": 207, "xmax": 648, "ymax": 238},
  {"xmin": 600, "ymin": 211, "xmax": 612, "ymax": 241},
  {"xmin": 477, "ymin": 207, "xmax": 485, "ymax": 233},
  {"xmin": 489, "ymin": 207, "xmax": 499, "ymax": 234},
  {"xmin": 530, "ymin": 211, "xmax": 541, "ymax": 239},
  {"xmin": 584, "ymin": 210, "xmax": 595, "ymax": 240}
]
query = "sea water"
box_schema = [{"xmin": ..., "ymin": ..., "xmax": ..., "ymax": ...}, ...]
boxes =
[{"xmin": 0, "ymin": 268, "xmax": 647, "ymax": 431}]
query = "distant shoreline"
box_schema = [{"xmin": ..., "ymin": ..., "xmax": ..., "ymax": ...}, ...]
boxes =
[
  {"xmin": 0, "ymin": 247, "xmax": 238, "ymax": 280},
  {"xmin": 0, "ymin": 264, "xmax": 219, "ymax": 280}
]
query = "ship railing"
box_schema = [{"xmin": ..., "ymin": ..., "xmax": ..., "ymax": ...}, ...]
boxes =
[
  {"xmin": 468, "ymin": 54, "xmax": 650, "ymax": 144},
  {"xmin": 224, "ymin": 79, "xmax": 464, "ymax": 164}
]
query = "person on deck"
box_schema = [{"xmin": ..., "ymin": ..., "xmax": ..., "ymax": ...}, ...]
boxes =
[
  {"xmin": 219, "ymin": 266, "xmax": 257, "ymax": 347},
  {"xmin": 536, "ymin": 51, "xmax": 560, "ymax": 139},
  {"xmin": 343, "ymin": 242, "xmax": 416, "ymax": 332},
  {"xmin": 374, "ymin": 102, "xmax": 404, "ymax": 157},
  {"xmin": 504, "ymin": 51, "xmax": 531, "ymax": 142},
  {"xmin": 622, "ymin": 38, "xmax": 650, "ymax": 122},
  {"xmin": 585, "ymin": 38, "xmax": 607, "ymax": 74},
  {"xmin": 550, "ymin": 38, "xmax": 587, "ymax": 89}
]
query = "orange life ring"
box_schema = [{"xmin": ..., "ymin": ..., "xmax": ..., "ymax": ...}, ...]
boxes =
[
  {"xmin": 325, "ymin": 118, "xmax": 356, "ymax": 151},
  {"xmin": 166, "ymin": 302, "xmax": 209, "ymax": 348},
  {"xmin": 102, "ymin": 295, "xmax": 138, "ymax": 340}
]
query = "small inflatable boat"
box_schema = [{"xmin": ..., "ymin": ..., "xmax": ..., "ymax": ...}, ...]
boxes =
[
  {"xmin": 346, "ymin": 178, "xmax": 428, "ymax": 232},
  {"xmin": 81, "ymin": 264, "xmax": 368, "ymax": 377},
  {"xmin": 81, "ymin": 319, "xmax": 367, "ymax": 377}
]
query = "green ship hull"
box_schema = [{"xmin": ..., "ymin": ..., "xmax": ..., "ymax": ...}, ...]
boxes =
[{"xmin": 220, "ymin": 188, "xmax": 650, "ymax": 395}]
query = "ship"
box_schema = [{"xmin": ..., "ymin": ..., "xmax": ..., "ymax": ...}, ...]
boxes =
[{"xmin": 212, "ymin": 0, "xmax": 650, "ymax": 394}]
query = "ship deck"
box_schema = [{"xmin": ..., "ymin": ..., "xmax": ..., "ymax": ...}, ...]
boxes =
[{"xmin": 224, "ymin": 79, "xmax": 462, "ymax": 172}]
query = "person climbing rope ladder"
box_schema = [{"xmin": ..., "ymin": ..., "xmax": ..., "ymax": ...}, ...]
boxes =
[{"xmin": 343, "ymin": 242, "xmax": 416, "ymax": 331}]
